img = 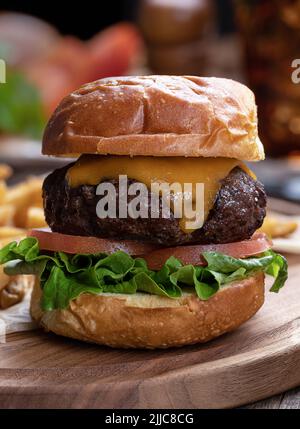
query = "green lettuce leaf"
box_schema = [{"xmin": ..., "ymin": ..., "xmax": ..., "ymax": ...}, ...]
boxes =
[
  {"xmin": 0, "ymin": 237, "xmax": 288, "ymax": 311},
  {"xmin": 265, "ymin": 250, "xmax": 288, "ymax": 293}
]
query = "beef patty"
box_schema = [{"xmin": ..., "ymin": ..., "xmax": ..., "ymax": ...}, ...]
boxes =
[{"xmin": 43, "ymin": 164, "xmax": 266, "ymax": 246}]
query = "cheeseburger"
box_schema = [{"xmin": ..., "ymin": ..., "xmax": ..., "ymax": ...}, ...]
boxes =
[{"xmin": 0, "ymin": 76, "xmax": 287, "ymax": 348}]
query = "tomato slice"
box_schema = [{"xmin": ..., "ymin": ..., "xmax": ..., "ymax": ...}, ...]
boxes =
[
  {"xmin": 27, "ymin": 229, "xmax": 159, "ymax": 256},
  {"xmin": 142, "ymin": 233, "xmax": 272, "ymax": 270},
  {"xmin": 28, "ymin": 230, "xmax": 272, "ymax": 269}
]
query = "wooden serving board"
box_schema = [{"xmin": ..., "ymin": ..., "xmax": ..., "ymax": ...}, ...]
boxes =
[{"xmin": 0, "ymin": 253, "xmax": 299, "ymax": 409}]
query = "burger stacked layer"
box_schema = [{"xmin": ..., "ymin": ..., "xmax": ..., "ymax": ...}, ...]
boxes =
[{"xmin": 0, "ymin": 76, "xmax": 288, "ymax": 348}]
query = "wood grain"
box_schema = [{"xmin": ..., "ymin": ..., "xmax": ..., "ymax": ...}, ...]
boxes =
[
  {"xmin": 246, "ymin": 387, "xmax": 300, "ymax": 409},
  {"xmin": 0, "ymin": 254, "xmax": 299, "ymax": 409}
]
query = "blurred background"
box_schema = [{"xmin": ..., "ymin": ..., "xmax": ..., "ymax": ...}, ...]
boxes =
[{"xmin": 0, "ymin": 0, "xmax": 300, "ymax": 204}]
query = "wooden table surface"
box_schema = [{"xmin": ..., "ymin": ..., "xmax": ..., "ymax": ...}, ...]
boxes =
[{"xmin": 246, "ymin": 388, "xmax": 300, "ymax": 409}]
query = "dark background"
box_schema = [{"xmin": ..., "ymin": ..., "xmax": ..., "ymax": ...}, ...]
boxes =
[
  {"xmin": 0, "ymin": 0, "xmax": 235, "ymax": 38},
  {"xmin": 0, "ymin": 0, "xmax": 137, "ymax": 38}
]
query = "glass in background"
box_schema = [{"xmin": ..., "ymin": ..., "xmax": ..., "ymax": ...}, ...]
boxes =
[
  {"xmin": 137, "ymin": 0, "xmax": 215, "ymax": 75},
  {"xmin": 235, "ymin": 0, "xmax": 300, "ymax": 157}
]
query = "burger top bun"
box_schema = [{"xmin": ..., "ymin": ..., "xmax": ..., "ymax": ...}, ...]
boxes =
[
  {"xmin": 43, "ymin": 75, "xmax": 264, "ymax": 162},
  {"xmin": 30, "ymin": 273, "xmax": 265, "ymax": 349}
]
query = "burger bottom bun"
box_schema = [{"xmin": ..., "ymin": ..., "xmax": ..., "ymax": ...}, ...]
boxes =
[{"xmin": 30, "ymin": 273, "xmax": 265, "ymax": 349}]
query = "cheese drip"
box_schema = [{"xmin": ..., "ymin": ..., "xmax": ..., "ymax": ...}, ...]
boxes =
[{"xmin": 67, "ymin": 155, "xmax": 253, "ymax": 233}]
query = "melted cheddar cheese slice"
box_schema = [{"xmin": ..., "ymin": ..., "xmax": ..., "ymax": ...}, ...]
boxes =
[{"xmin": 67, "ymin": 155, "xmax": 254, "ymax": 233}]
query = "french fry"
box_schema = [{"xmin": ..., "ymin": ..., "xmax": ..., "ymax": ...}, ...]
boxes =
[
  {"xmin": 0, "ymin": 287, "xmax": 21, "ymax": 309},
  {"xmin": 0, "ymin": 275, "xmax": 34, "ymax": 309},
  {"xmin": 0, "ymin": 205, "xmax": 15, "ymax": 226},
  {"xmin": 5, "ymin": 177, "xmax": 44, "ymax": 227},
  {"xmin": 0, "ymin": 266, "xmax": 9, "ymax": 292},
  {"xmin": 0, "ymin": 276, "xmax": 25, "ymax": 309},
  {"xmin": 25, "ymin": 207, "xmax": 47, "ymax": 229},
  {"xmin": 0, "ymin": 235, "xmax": 26, "ymax": 248},
  {"xmin": 258, "ymin": 215, "xmax": 298, "ymax": 238},
  {"xmin": 0, "ymin": 164, "xmax": 12, "ymax": 181},
  {"xmin": 0, "ymin": 167, "xmax": 44, "ymax": 309},
  {"xmin": 30, "ymin": 183, "xmax": 44, "ymax": 208},
  {"xmin": 0, "ymin": 226, "xmax": 26, "ymax": 238},
  {"xmin": 0, "ymin": 180, "xmax": 7, "ymax": 204}
]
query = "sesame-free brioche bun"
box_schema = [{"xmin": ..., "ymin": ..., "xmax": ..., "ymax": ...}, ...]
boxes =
[
  {"xmin": 30, "ymin": 273, "xmax": 265, "ymax": 349},
  {"xmin": 43, "ymin": 75, "xmax": 264, "ymax": 161}
]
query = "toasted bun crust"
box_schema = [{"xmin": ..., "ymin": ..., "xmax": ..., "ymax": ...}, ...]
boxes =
[
  {"xmin": 30, "ymin": 273, "xmax": 265, "ymax": 349},
  {"xmin": 43, "ymin": 75, "xmax": 264, "ymax": 161}
]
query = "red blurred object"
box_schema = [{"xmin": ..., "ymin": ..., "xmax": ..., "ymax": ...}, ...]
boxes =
[
  {"xmin": 23, "ymin": 23, "xmax": 143, "ymax": 116},
  {"xmin": 87, "ymin": 23, "xmax": 143, "ymax": 81},
  {"xmin": 23, "ymin": 37, "xmax": 91, "ymax": 115}
]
